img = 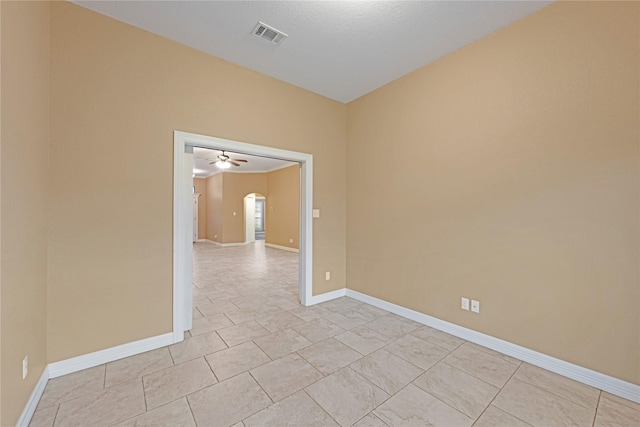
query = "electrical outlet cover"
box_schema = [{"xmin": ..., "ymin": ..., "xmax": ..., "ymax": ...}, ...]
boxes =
[
  {"xmin": 461, "ymin": 297, "xmax": 470, "ymax": 310},
  {"xmin": 471, "ymin": 300, "xmax": 480, "ymax": 313}
]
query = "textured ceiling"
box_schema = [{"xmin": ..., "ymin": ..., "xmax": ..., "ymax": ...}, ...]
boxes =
[
  {"xmin": 73, "ymin": 0, "xmax": 552, "ymax": 103},
  {"xmin": 193, "ymin": 147, "xmax": 296, "ymax": 178}
]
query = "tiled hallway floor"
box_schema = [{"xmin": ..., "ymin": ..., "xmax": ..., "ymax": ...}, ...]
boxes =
[{"xmin": 31, "ymin": 242, "xmax": 639, "ymax": 426}]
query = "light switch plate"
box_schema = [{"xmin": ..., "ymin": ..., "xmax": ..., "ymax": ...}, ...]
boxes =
[
  {"xmin": 461, "ymin": 297, "xmax": 469, "ymax": 310},
  {"xmin": 22, "ymin": 356, "xmax": 28, "ymax": 380},
  {"xmin": 312, "ymin": 209, "xmax": 320, "ymax": 218}
]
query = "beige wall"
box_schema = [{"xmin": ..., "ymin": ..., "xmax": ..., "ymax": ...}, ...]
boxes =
[
  {"xmin": 222, "ymin": 172, "xmax": 267, "ymax": 244},
  {"xmin": 2, "ymin": 3, "xmax": 635, "ymax": 423},
  {"xmin": 205, "ymin": 173, "xmax": 223, "ymax": 242},
  {"xmin": 347, "ymin": 1, "xmax": 639, "ymax": 384},
  {"xmin": 266, "ymin": 165, "xmax": 300, "ymax": 249},
  {"xmin": 203, "ymin": 169, "xmax": 298, "ymax": 247},
  {"xmin": 205, "ymin": 172, "xmax": 268, "ymax": 243},
  {"xmin": 193, "ymin": 178, "xmax": 207, "ymax": 239},
  {"xmin": 0, "ymin": 2, "xmax": 50, "ymax": 425},
  {"xmin": 47, "ymin": 1, "xmax": 346, "ymax": 362}
]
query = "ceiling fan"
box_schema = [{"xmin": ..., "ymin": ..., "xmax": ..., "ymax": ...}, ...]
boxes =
[{"xmin": 208, "ymin": 151, "xmax": 248, "ymax": 169}]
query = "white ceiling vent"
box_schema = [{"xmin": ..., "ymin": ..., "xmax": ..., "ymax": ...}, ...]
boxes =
[{"xmin": 253, "ymin": 21, "xmax": 287, "ymax": 44}]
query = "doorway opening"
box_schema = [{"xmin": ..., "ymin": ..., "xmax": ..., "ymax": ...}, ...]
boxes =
[
  {"xmin": 173, "ymin": 131, "xmax": 314, "ymax": 340},
  {"xmin": 245, "ymin": 193, "xmax": 266, "ymax": 243}
]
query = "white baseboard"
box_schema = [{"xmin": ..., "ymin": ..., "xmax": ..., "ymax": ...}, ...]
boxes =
[
  {"xmin": 16, "ymin": 366, "xmax": 50, "ymax": 427},
  {"xmin": 48, "ymin": 332, "xmax": 175, "ymax": 379},
  {"xmin": 265, "ymin": 243, "xmax": 299, "ymax": 253},
  {"xmin": 203, "ymin": 239, "xmax": 249, "ymax": 247},
  {"xmin": 307, "ymin": 288, "xmax": 346, "ymax": 305},
  {"xmin": 196, "ymin": 239, "xmax": 207, "ymax": 242},
  {"xmin": 345, "ymin": 289, "xmax": 640, "ymax": 404}
]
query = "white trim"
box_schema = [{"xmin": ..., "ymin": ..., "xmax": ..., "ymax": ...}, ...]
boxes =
[
  {"xmin": 174, "ymin": 131, "xmax": 314, "ymax": 321},
  {"xmin": 194, "ymin": 171, "xmax": 219, "ymax": 179},
  {"xmin": 196, "ymin": 239, "xmax": 207, "ymax": 243},
  {"xmin": 345, "ymin": 289, "xmax": 640, "ymax": 403},
  {"xmin": 194, "ymin": 162, "xmax": 296, "ymax": 178},
  {"xmin": 265, "ymin": 162, "xmax": 299, "ymax": 173},
  {"xmin": 308, "ymin": 288, "xmax": 346, "ymax": 305},
  {"xmin": 202, "ymin": 239, "xmax": 250, "ymax": 247},
  {"xmin": 16, "ymin": 366, "xmax": 49, "ymax": 427},
  {"xmin": 174, "ymin": 134, "xmax": 186, "ymax": 341},
  {"xmin": 265, "ymin": 243, "xmax": 299, "ymax": 253},
  {"xmin": 48, "ymin": 332, "xmax": 175, "ymax": 379}
]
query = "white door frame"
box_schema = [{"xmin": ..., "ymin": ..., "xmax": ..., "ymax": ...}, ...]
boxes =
[
  {"xmin": 173, "ymin": 131, "xmax": 314, "ymax": 341},
  {"xmin": 244, "ymin": 194, "xmax": 256, "ymax": 244}
]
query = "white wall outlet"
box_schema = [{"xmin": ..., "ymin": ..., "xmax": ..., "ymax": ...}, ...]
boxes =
[
  {"xmin": 22, "ymin": 356, "xmax": 28, "ymax": 380},
  {"xmin": 289, "ymin": 238, "xmax": 293, "ymax": 243},
  {"xmin": 461, "ymin": 297, "xmax": 469, "ymax": 310},
  {"xmin": 325, "ymin": 271, "xmax": 331, "ymax": 280},
  {"xmin": 312, "ymin": 209, "xmax": 320, "ymax": 218},
  {"xmin": 471, "ymin": 300, "xmax": 480, "ymax": 313}
]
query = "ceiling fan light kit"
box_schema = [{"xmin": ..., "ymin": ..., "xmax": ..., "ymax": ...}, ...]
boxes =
[{"xmin": 210, "ymin": 150, "xmax": 248, "ymax": 169}]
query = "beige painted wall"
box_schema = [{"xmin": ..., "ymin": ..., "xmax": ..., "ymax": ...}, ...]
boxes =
[
  {"xmin": 205, "ymin": 173, "xmax": 223, "ymax": 242},
  {"xmin": 266, "ymin": 165, "xmax": 300, "ymax": 249},
  {"xmin": 0, "ymin": 2, "xmax": 50, "ymax": 425},
  {"xmin": 222, "ymin": 172, "xmax": 267, "ymax": 244},
  {"xmin": 193, "ymin": 178, "xmax": 207, "ymax": 239},
  {"xmin": 203, "ymin": 170, "xmax": 298, "ymax": 247},
  {"xmin": 47, "ymin": 1, "xmax": 346, "ymax": 362},
  {"xmin": 346, "ymin": 1, "xmax": 639, "ymax": 384}
]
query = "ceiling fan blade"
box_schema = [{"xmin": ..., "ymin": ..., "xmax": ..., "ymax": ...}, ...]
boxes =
[
  {"xmin": 229, "ymin": 161, "xmax": 241, "ymax": 166},
  {"xmin": 231, "ymin": 159, "xmax": 248, "ymax": 163},
  {"xmin": 209, "ymin": 159, "xmax": 220, "ymax": 164}
]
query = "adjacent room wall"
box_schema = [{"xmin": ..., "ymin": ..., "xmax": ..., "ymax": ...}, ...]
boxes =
[
  {"xmin": 202, "ymin": 169, "xmax": 298, "ymax": 247},
  {"xmin": 221, "ymin": 172, "xmax": 267, "ymax": 244},
  {"xmin": 266, "ymin": 165, "xmax": 300, "ymax": 249},
  {"xmin": 347, "ymin": 1, "xmax": 639, "ymax": 385},
  {"xmin": 0, "ymin": 2, "xmax": 50, "ymax": 425},
  {"xmin": 206, "ymin": 173, "xmax": 223, "ymax": 242},
  {"xmin": 193, "ymin": 178, "xmax": 207, "ymax": 239},
  {"xmin": 48, "ymin": 1, "xmax": 347, "ymax": 363}
]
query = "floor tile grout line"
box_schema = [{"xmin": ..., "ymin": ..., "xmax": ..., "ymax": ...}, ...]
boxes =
[
  {"xmin": 472, "ymin": 357, "xmax": 528, "ymax": 425},
  {"xmin": 408, "ymin": 328, "xmax": 465, "ymax": 353},
  {"xmin": 247, "ymin": 370, "xmax": 275, "ymax": 405},
  {"xmin": 184, "ymin": 394, "xmax": 200, "ymax": 426},
  {"xmin": 439, "ymin": 358, "xmax": 509, "ymax": 390},
  {"xmin": 508, "ymin": 364, "xmax": 601, "ymax": 412},
  {"xmin": 591, "ymin": 390, "xmax": 602, "ymax": 427},
  {"xmin": 301, "ymin": 388, "xmax": 344, "ymax": 427},
  {"xmin": 49, "ymin": 403, "xmax": 61, "ymax": 427},
  {"xmin": 102, "ymin": 364, "xmax": 107, "ymax": 390},
  {"xmin": 404, "ymin": 352, "xmax": 500, "ymax": 423},
  {"xmin": 203, "ymin": 354, "xmax": 220, "ymax": 383}
]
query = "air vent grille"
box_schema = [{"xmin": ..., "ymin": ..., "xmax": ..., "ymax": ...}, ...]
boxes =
[{"xmin": 253, "ymin": 21, "xmax": 287, "ymax": 44}]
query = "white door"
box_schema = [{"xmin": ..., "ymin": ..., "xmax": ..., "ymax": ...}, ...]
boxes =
[{"xmin": 244, "ymin": 194, "xmax": 256, "ymax": 243}]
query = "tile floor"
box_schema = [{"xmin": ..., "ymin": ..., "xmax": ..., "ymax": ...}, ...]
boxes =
[{"xmin": 30, "ymin": 241, "xmax": 639, "ymax": 426}]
